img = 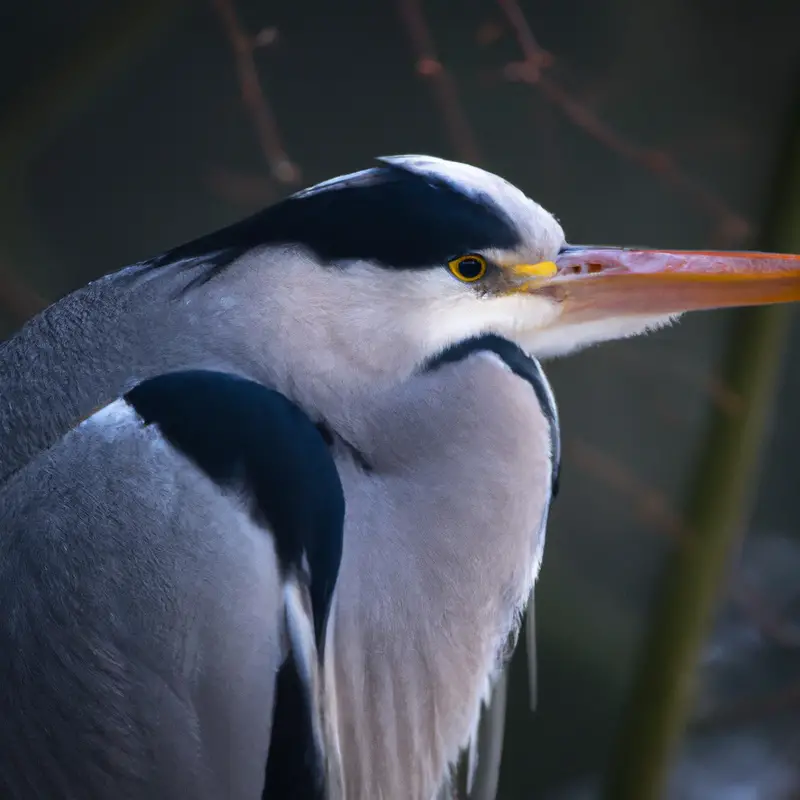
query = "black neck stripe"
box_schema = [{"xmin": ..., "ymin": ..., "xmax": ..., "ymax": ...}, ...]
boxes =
[{"xmin": 424, "ymin": 334, "xmax": 561, "ymax": 498}]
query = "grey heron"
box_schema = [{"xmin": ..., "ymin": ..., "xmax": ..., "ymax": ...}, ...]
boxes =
[{"xmin": 1, "ymin": 154, "xmax": 799, "ymax": 800}]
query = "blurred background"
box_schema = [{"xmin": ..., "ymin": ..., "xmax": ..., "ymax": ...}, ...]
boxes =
[{"xmin": 1, "ymin": 0, "xmax": 799, "ymax": 797}]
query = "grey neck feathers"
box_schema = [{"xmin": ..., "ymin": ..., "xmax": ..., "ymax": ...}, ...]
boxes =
[
  {"xmin": 0, "ymin": 263, "xmax": 275, "ymax": 483},
  {"xmin": 322, "ymin": 355, "xmax": 554, "ymax": 799},
  {"xmin": 0, "ymin": 249, "xmax": 428, "ymax": 484}
]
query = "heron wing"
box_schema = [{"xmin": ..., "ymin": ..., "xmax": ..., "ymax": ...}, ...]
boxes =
[{"xmin": 0, "ymin": 370, "xmax": 345, "ymax": 800}]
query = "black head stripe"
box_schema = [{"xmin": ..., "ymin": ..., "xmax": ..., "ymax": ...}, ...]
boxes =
[
  {"xmin": 424, "ymin": 334, "xmax": 561, "ymax": 498},
  {"xmin": 125, "ymin": 370, "xmax": 344, "ymax": 652},
  {"xmin": 143, "ymin": 163, "xmax": 521, "ymax": 285}
]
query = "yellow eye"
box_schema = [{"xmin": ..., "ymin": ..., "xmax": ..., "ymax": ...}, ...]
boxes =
[{"xmin": 448, "ymin": 254, "xmax": 487, "ymax": 282}]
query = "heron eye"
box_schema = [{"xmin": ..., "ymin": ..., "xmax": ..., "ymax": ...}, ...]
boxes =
[{"xmin": 448, "ymin": 254, "xmax": 487, "ymax": 283}]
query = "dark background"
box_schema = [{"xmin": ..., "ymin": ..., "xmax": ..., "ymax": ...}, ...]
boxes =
[{"xmin": 1, "ymin": 1, "xmax": 799, "ymax": 797}]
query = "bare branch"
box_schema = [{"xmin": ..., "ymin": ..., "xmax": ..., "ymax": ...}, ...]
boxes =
[
  {"xmin": 496, "ymin": 0, "xmax": 750, "ymax": 245},
  {"xmin": 211, "ymin": 0, "xmax": 300, "ymax": 186},
  {"xmin": 475, "ymin": 20, "xmax": 505, "ymax": 47},
  {"xmin": 396, "ymin": 0, "xmax": 482, "ymax": 164},
  {"xmin": 206, "ymin": 165, "xmax": 276, "ymax": 209}
]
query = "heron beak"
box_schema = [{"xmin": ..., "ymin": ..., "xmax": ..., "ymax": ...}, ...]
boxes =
[{"xmin": 516, "ymin": 246, "xmax": 800, "ymax": 323}]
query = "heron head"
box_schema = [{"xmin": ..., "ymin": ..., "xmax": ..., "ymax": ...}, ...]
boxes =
[{"xmin": 154, "ymin": 155, "xmax": 800, "ymax": 389}]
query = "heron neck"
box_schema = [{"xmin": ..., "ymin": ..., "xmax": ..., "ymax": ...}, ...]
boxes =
[
  {"xmin": 323, "ymin": 357, "xmax": 554, "ymax": 799},
  {"xmin": 0, "ymin": 264, "xmax": 273, "ymax": 483}
]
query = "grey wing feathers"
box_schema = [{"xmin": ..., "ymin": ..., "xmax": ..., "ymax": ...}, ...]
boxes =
[
  {"xmin": 467, "ymin": 669, "xmax": 509, "ymax": 800},
  {"xmin": 0, "ymin": 370, "xmax": 345, "ymax": 800}
]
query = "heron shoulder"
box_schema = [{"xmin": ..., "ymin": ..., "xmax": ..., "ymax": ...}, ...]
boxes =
[
  {"xmin": 0, "ymin": 378, "xmax": 297, "ymax": 800},
  {"xmin": 124, "ymin": 371, "xmax": 344, "ymax": 797},
  {"xmin": 123, "ymin": 369, "xmax": 345, "ymax": 647}
]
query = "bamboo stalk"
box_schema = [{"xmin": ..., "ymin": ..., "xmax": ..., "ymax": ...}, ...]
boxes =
[{"xmin": 602, "ymin": 105, "xmax": 800, "ymax": 800}]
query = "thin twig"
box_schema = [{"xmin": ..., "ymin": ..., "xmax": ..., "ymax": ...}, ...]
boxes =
[
  {"xmin": 475, "ymin": 20, "xmax": 505, "ymax": 47},
  {"xmin": 206, "ymin": 165, "xmax": 276, "ymax": 209},
  {"xmin": 495, "ymin": 0, "xmax": 750, "ymax": 245},
  {"xmin": 211, "ymin": 0, "xmax": 300, "ymax": 186},
  {"xmin": 396, "ymin": 0, "xmax": 482, "ymax": 164}
]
